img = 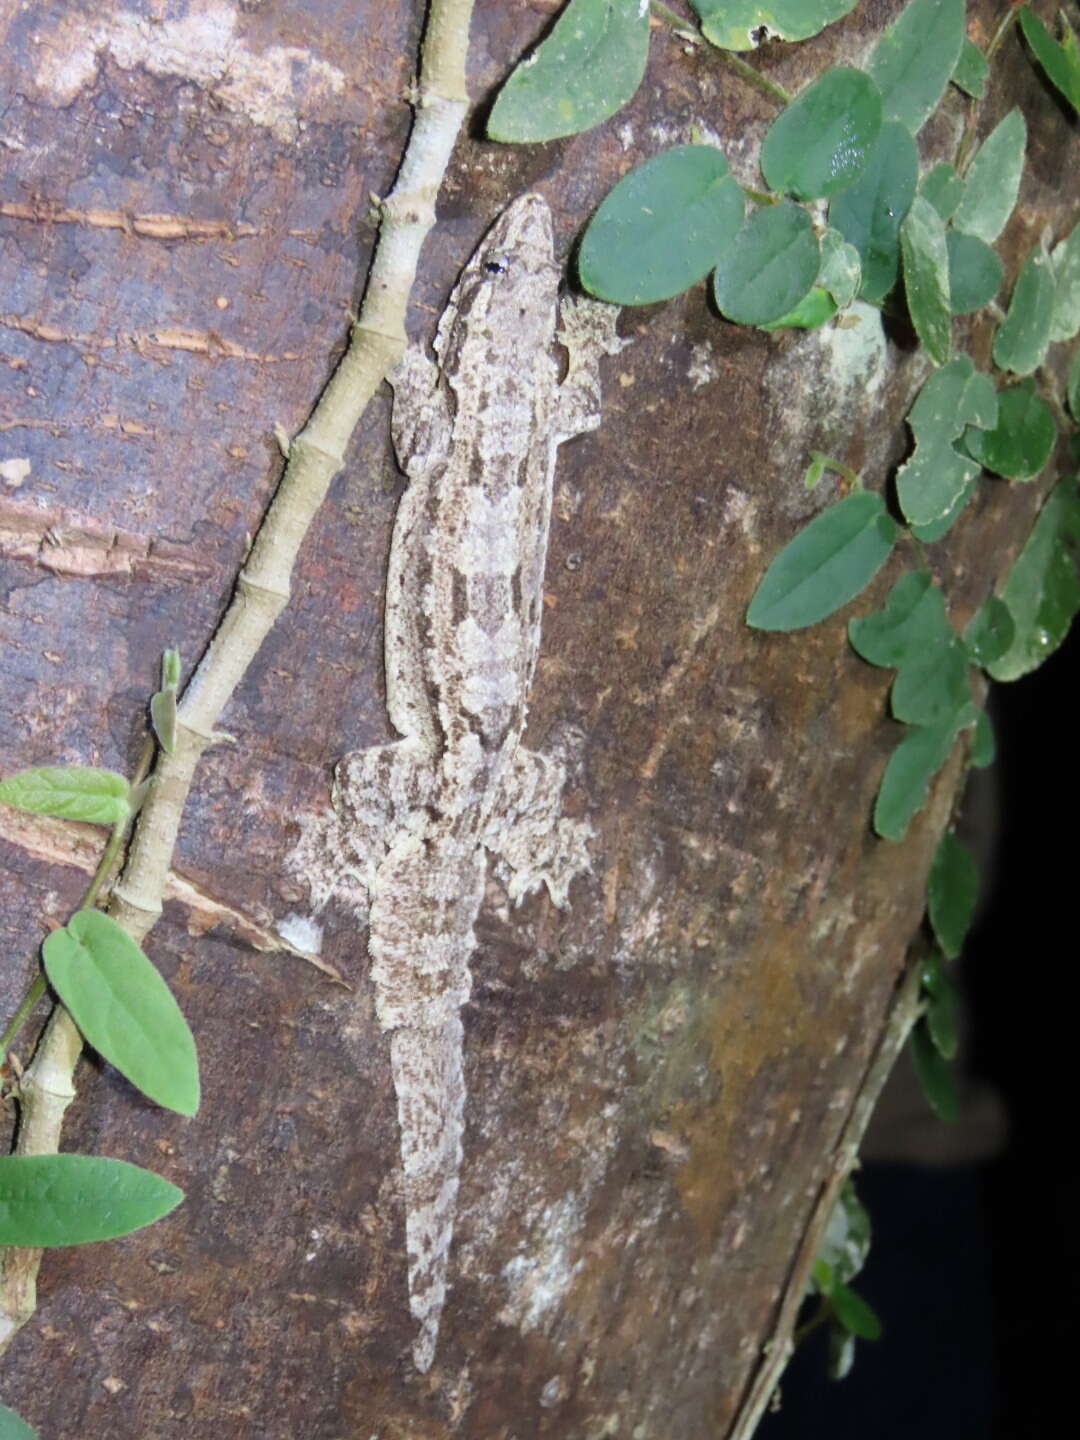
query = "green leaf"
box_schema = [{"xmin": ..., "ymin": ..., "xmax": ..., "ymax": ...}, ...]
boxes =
[
  {"xmin": 952, "ymin": 37, "xmax": 988, "ymax": 98},
  {"xmin": 928, "ymin": 831, "xmax": 979, "ymax": 959},
  {"xmin": 150, "ymin": 688, "xmax": 178, "ymax": 755},
  {"xmin": 0, "ymin": 766, "xmax": 130, "ymax": 826},
  {"xmin": 689, "ymin": 0, "xmax": 857, "ymax": 51},
  {"xmin": 578, "ymin": 145, "xmax": 744, "ymax": 304},
  {"xmin": 849, "ymin": 571, "xmax": 951, "ymax": 668},
  {"xmin": 0, "ymin": 1405, "xmax": 39, "ymax": 1440},
  {"xmin": 874, "ymin": 706, "xmax": 975, "ymax": 841},
  {"xmin": 1018, "ymin": 6, "xmax": 1080, "ymax": 112},
  {"xmin": 900, "ymin": 194, "xmax": 951, "ymax": 365},
  {"xmin": 963, "ymin": 595, "xmax": 1015, "ymax": 667},
  {"xmin": 828, "ymin": 1323, "xmax": 857, "ymax": 1380},
  {"xmin": 829, "ymin": 121, "xmax": 918, "ymax": 303},
  {"xmin": 952, "ymin": 108, "xmax": 1026, "ymax": 243},
  {"xmin": 161, "ymin": 646, "xmax": 182, "ymax": 691},
  {"xmin": 964, "ymin": 380, "xmax": 1055, "ymax": 482},
  {"xmin": 759, "ymin": 287, "xmax": 837, "ymax": 332},
  {"xmin": 0, "ymin": 1154, "xmax": 183, "ymax": 1246},
  {"xmin": 890, "ymin": 638, "xmax": 970, "ymax": 725},
  {"xmin": 925, "ymin": 978, "xmax": 959, "ymax": 1060},
  {"xmin": 760, "ymin": 67, "xmax": 883, "ymax": 201},
  {"xmin": 1069, "ymin": 347, "xmax": 1080, "ymax": 421},
  {"xmin": 43, "ymin": 909, "xmax": 200, "ymax": 1116},
  {"xmin": 818, "ymin": 228, "xmax": 862, "ymax": 307},
  {"xmin": 816, "ymin": 1178, "xmax": 872, "ymax": 1288},
  {"xmin": 993, "ymin": 245, "xmax": 1056, "ymax": 376},
  {"xmin": 910, "ymin": 1018, "xmax": 958, "ymax": 1121},
  {"xmin": 895, "ymin": 357, "xmax": 996, "ymax": 526},
  {"xmin": 946, "ymin": 231, "xmax": 1003, "ymax": 315},
  {"xmin": 987, "ymin": 477, "xmax": 1080, "ymax": 681},
  {"xmin": 909, "ymin": 475, "xmax": 978, "ymax": 543},
  {"xmin": 970, "ymin": 708, "xmax": 995, "ymax": 768},
  {"xmin": 831, "ymin": 1282, "xmax": 883, "ymax": 1341},
  {"xmin": 712, "ymin": 201, "xmax": 820, "ymax": 327},
  {"xmin": 919, "ymin": 161, "xmax": 964, "ymax": 221},
  {"xmin": 486, "ymin": 0, "xmax": 649, "ymax": 143},
  {"xmin": 866, "ymin": 0, "xmax": 965, "ymax": 135},
  {"xmin": 747, "ymin": 491, "xmax": 899, "ymax": 632},
  {"xmin": 1050, "ymin": 222, "xmax": 1080, "ymax": 342}
]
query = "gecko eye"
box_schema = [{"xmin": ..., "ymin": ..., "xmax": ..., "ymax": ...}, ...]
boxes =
[{"xmin": 484, "ymin": 254, "xmax": 511, "ymax": 275}]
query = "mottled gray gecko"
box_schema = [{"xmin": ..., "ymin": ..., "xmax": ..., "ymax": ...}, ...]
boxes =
[{"xmin": 292, "ymin": 194, "xmax": 618, "ymax": 1370}]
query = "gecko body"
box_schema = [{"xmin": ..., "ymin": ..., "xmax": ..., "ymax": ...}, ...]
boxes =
[{"xmin": 295, "ymin": 195, "xmax": 611, "ymax": 1370}]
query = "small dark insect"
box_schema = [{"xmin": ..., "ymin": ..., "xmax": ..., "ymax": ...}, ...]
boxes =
[
  {"xmin": 484, "ymin": 254, "xmax": 511, "ymax": 275},
  {"xmin": 751, "ymin": 24, "xmax": 771, "ymax": 43}
]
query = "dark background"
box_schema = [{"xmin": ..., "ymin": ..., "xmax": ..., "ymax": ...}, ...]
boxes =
[{"xmin": 761, "ymin": 617, "xmax": 1079, "ymax": 1440}]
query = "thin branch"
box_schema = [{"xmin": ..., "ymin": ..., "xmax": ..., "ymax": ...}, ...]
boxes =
[
  {"xmin": 0, "ymin": 0, "xmax": 478, "ymax": 1352},
  {"xmin": 651, "ymin": 1, "xmax": 792, "ymax": 104}
]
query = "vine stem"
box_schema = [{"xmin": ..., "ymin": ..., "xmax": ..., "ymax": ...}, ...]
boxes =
[
  {"xmin": 0, "ymin": 0, "xmax": 478, "ymax": 1354},
  {"xmin": 650, "ymin": 1, "xmax": 792, "ymax": 105},
  {"xmin": 955, "ymin": 6, "xmax": 1021, "ymax": 175}
]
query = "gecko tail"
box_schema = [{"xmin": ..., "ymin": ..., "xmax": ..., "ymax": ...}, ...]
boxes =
[{"xmin": 389, "ymin": 1017, "xmax": 466, "ymax": 1373}]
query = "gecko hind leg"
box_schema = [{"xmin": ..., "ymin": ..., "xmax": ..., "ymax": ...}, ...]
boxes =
[{"xmin": 486, "ymin": 747, "xmax": 593, "ymax": 908}]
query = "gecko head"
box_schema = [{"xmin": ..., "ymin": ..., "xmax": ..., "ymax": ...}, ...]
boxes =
[{"xmin": 474, "ymin": 192, "xmax": 555, "ymax": 280}]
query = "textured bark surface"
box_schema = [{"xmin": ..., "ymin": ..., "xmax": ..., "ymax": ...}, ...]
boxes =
[{"xmin": 1, "ymin": 1, "xmax": 1076, "ymax": 1436}]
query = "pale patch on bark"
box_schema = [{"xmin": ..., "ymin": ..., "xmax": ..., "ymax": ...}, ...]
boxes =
[{"xmin": 32, "ymin": 1, "xmax": 345, "ymax": 142}]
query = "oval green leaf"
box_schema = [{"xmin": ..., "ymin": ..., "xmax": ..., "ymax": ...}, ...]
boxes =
[
  {"xmin": 0, "ymin": 1154, "xmax": 183, "ymax": 1246},
  {"xmin": 874, "ymin": 706, "xmax": 975, "ymax": 841},
  {"xmin": 952, "ymin": 37, "xmax": 988, "ymax": 99},
  {"xmin": 150, "ymin": 688, "xmax": 178, "ymax": 756},
  {"xmin": 487, "ymin": 0, "xmax": 649, "ymax": 143},
  {"xmin": 928, "ymin": 831, "xmax": 979, "ymax": 960},
  {"xmin": 866, "ymin": 0, "xmax": 965, "ymax": 135},
  {"xmin": 1051, "ymin": 223, "xmax": 1080, "ymax": 342},
  {"xmin": 758, "ymin": 287, "xmax": 837, "ymax": 332},
  {"xmin": 919, "ymin": 161, "xmax": 964, "ymax": 222},
  {"xmin": 925, "ymin": 973, "xmax": 959, "ymax": 1060},
  {"xmin": 0, "ymin": 766, "xmax": 130, "ymax": 826},
  {"xmin": 900, "ymin": 194, "xmax": 951, "ymax": 365},
  {"xmin": 818, "ymin": 228, "xmax": 862, "ymax": 306},
  {"xmin": 579, "ymin": 145, "xmax": 744, "ymax": 304},
  {"xmin": 43, "ymin": 909, "xmax": 200, "ymax": 1117},
  {"xmin": 993, "ymin": 246, "xmax": 1056, "ymax": 376},
  {"xmin": 910, "ymin": 475, "xmax": 978, "ymax": 544},
  {"xmin": 1018, "ymin": 6, "xmax": 1080, "ymax": 113},
  {"xmin": 831, "ymin": 1281, "xmax": 883, "ymax": 1341},
  {"xmin": 987, "ymin": 477, "xmax": 1080, "ymax": 682},
  {"xmin": 848, "ymin": 571, "xmax": 951, "ymax": 668},
  {"xmin": 952, "ymin": 109, "xmax": 1026, "ymax": 243},
  {"xmin": 910, "ymin": 1018, "xmax": 958, "ymax": 1121},
  {"xmin": 747, "ymin": 491, "xmax": 898, "ymax": 632},
  {"xmin": 690, "ymin": 0, "xmax": 857, "ymax": 51},
  {"xmin": 0, "ymin": 1405, "xmax": 38, "ymax": 1440},
  {"xmin": 947, "ymin": 231, "xmax": 1003, "ymax": 315},
  {"xmin": 890, "ymin": 638, "xmax": 970, "ymax": 726},
  {"xmin": 713, "ymin": 201, "xmax": 820, "ymax": 326},
  {"xmin": 760, "ymin": 67, "xmax": 882, "ymax": 201},
  {"xmin": 963, "ymin": 595, "xmax": 1015, "ymax": 667},
  {"xmin": 963, "ymin": 379, "xmax": 1055, "ymax": 482},
  {"xmin": 829, "ymin": 121, "xmax": 918, "ymax": 303},
  {"xmin": 970, "ymin": 708, "xmax": 995, "ymax": 768}
]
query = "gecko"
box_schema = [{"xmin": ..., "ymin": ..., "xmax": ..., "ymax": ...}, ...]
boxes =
[{"xmin": 291, "ymin": 193, "xmax": 618, "ymax": 1371}]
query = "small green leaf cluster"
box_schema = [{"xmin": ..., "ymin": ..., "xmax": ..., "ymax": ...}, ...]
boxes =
[
  {"xmin": 1018, "ymin": 4, "xmax": 1080, "ymax": 113},
  {"xmin": 1, "ymin": 656, "xmax": 196, "ymax": 1261},
  {"xmin": 807, "ymin": 1179, "xmax": 882, "ymax": 1380},
  {"xmin": 908, "ymin": 831, "xmax": 979, "ymax": 1121}
]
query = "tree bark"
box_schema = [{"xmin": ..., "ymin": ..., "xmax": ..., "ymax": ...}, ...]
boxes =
[{"xmin": 1, "ymin": 1, "xmax": 1075, "ymax": 1436}]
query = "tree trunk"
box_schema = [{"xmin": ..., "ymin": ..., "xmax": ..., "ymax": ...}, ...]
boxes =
[{"xmin": 1, "ymin": 1, "xmax": 1075, "ymax": 1436}]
